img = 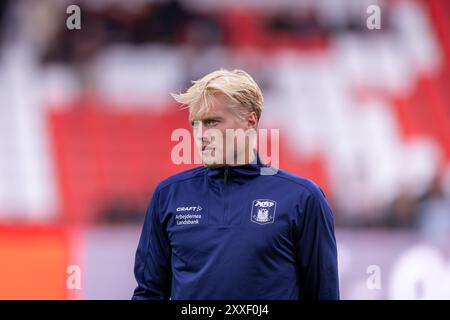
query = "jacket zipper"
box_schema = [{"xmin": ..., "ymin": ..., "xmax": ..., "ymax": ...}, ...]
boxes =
[
  {"xmin": 223, "ymin": 166, "xmax": 229, "ymax": 224},
  {"xmin": 224, "ymin": 166, "xmax": 229, "ymax": 184}
]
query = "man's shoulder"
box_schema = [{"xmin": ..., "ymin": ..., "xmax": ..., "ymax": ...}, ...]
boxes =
[
  {"xmin": 156, "ymin": 166, "xmax": 207, "ymax": 191},
  {"xmin": 272, "ymin": 168, "xmax": 325, "ymax": 198}
]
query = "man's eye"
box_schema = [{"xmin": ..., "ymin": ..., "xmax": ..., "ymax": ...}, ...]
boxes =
[{"xmin": 204, "ymin": 120, "xmax": 218, "ymax": 127}]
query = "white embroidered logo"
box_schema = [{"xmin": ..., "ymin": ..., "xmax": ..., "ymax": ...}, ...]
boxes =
[
  {"xmin": 176, "ymin": 205, "xmax": 202, "ymax": 212},
  {"xmin": 251, "ymin": 199, "xmax": 276, "ymax": 225},
  {"xmin": 175, "ymin": 205, "xmax": 203, "ymax": 225}
]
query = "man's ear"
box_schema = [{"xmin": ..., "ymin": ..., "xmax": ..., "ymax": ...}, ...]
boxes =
[{"xmin": 247, "ymin": 111, "xmax": 258, "ymax": 130}]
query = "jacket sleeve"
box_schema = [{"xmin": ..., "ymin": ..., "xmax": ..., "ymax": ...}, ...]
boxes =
[
  {"xmin": 132, "ymin": 185, "xmax": 172, "ymax": 300},
  {"xmin": 295, "ymin": 186, "xmax": 340, "ymax": 300}
]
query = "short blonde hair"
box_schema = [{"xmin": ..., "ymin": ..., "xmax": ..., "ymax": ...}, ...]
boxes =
[{"xmin": 171, "ymin": 68, "xmax": 264, "ymax": 123}]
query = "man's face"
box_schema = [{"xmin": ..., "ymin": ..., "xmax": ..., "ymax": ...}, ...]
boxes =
[{"xmin": 190, "ymin": 93, "xmax": 257, "ymax": 167}]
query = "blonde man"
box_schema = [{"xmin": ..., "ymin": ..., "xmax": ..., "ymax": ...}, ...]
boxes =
[{"xmin": 132, "ymin": 69, "xmax": 339, "ymax": 300}]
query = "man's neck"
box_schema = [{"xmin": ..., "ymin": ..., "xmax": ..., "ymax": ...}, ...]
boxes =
[
  {"xmin": 203, "ymin": 149, "xmax": 257, "ymax": 168},
  {"xmin": 228, "ymin": 149, "xmax": 257, "ymax": 167}
]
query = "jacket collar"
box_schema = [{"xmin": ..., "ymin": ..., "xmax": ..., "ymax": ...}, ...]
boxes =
[{"xmin": 206, "ymin": 152, "xmax": 267, "ymax": 179}]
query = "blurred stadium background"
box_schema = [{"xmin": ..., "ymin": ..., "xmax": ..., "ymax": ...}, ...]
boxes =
[{"xmin": 0, "ymin": 0, "xmax": 449, "ymax": 299}]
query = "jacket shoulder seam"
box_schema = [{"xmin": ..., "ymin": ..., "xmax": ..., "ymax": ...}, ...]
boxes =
[
  {"xmin": 158, "ymin": 170, "xmax": 205, "ymax": 192},
  {"xmin": 271, "ymin": 173, "xmax": 319, "ymax": 197}
]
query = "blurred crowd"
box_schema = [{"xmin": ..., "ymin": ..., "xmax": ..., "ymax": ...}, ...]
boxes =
[{"xmin": 0, "ymin": 0, "xmax": 449, "ymax": 237}]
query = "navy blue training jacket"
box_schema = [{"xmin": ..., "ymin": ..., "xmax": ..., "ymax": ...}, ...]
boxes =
[{"xmin": 132, "ymin": 156, "xmax": 339, "ymax": 300}]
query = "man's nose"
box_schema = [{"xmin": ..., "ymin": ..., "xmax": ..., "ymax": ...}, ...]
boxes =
[{"xmin": 194, "ymin": 122, "xmax": 204, "ymax": 142}]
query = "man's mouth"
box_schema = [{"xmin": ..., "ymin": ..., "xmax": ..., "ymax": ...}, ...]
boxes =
[{"xmin": 202, "ymin": 144, "xmax": 212, "ymax": 152}]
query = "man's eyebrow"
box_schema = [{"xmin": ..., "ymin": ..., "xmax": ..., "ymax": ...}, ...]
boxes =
[
  {"xmin": 202, "ymin": 117, "xmax": 222, "ymax": 122},
  {"xmin": 190, "ymin": 117, "xmax": 222, "ymax": 125}
]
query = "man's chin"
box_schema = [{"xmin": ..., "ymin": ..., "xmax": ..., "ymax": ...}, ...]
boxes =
[
  {"xmin": 202, "ymin": 159, "xmax": 225, "ymax": 168},
  {"xmin": 202, "ymin": 154, "xmax": 226, "ymax": 168}
]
